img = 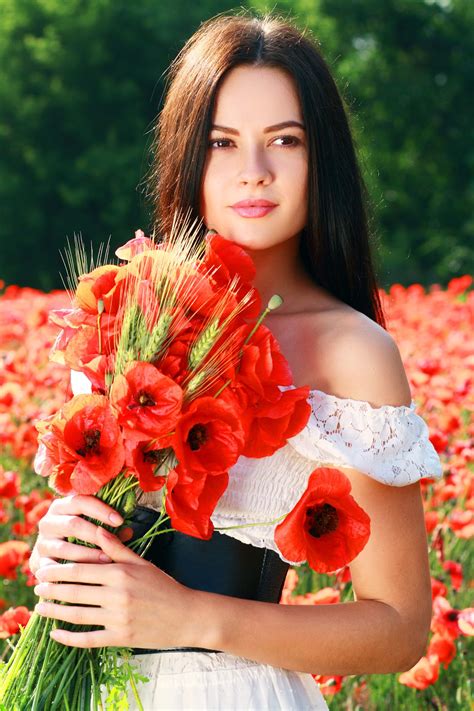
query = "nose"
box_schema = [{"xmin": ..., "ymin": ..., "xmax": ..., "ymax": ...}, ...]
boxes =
[{"xmin": 238, "ymin": 146, "xmax": 272, "ymax": 187}]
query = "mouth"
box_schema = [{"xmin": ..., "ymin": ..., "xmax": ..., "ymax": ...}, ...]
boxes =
[{"xmin": 231, "ymin": 199, "xmax": 277, "ymax": 219}]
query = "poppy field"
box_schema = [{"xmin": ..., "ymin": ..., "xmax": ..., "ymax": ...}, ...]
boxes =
[{"xmin": 0, "ymin": 277, "xmax": 472, "ymax": 709}]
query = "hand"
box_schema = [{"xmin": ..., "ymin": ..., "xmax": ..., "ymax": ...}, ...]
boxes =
[
  {"xmin": 33, "ymin": 526, "xmax": 199, "ymax": 650},
  {"xmin": 29, "ymin": 494, "xmax": 133, "ymax": 576}
]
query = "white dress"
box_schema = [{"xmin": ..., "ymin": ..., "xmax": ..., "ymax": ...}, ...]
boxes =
[{"xmin": 70, "ymin": 374, "xmax": 443, "ymax": 710}]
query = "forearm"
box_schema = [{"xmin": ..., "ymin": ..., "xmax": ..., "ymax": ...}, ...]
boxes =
[{"xmin": 190, "ymin": 592, "xmax": 424, "ymax": 676}]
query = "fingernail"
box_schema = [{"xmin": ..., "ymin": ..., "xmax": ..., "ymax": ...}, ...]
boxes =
[
  {"xmin": 99, "ymin": 553, "xmax": 112, "ymax": 562},
  {"xmin": 109, "ymin": 512, "xmax": 123, "ymax": 525}
]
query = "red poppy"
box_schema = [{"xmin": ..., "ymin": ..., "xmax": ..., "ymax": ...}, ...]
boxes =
[
  {"xmin": 312, "ymin": 675, "xmax": 344, "ymax": 696},
  {"xmin": 236, "ymin": 324, "xmax": 293, "ymax": 400},
  {"xmin": 398, "ymin": 655, "xmax": 440, "ymax": 689},
  {"xmin": 202, "ymin": 233, "xmax": 261, "ymax": 318},
  {"xmin": 0, "ymin": 606, "xmax": 32, "ymax": 639},
  {"xmin": 110, "ymin": 361, "xmax": 183, "ymax": 443},
  {"xmin": 165, "ymin": 466, "xmax": 228, "ymax": 539},
  {"xmin": 0, "ymin": 541, "xmax": 30, "ymax": 579},
  {"xmin": 431, "ymin": 596, "xmax": 461, "ymax": 639},
  {"xmin": 0, "ymin": 467, "xmax": 20, "ymax": 498},
  {"xmin": 442, "ymin": 560, "xmax": 463, "ymax": 591},
  {"xmin": 35, "ymin": 394, "xmax": 125, "ymax": 495},
  {"xmin": 242, "ymin": 386, "xmax": 311, "ymax": 458},
  {"xmin": 172, "ymin": 397, "xmax": 245, "ymax": 475},
  {"xmin": 124, "ymin": 440, "xmax": 168, "ymax": 493},
  {"xmin": 274, "ymin": 468, "xmax": 371, "ymax": 573},
  {"xmin": 115, "ymin": 230, "xmax": 156, "ymax": 261},
  {"xmin": 75, "ymin": 264, "xmax": 122, "ymax": 315},
  {"xmin": 458, "ymin": 608, "xmax": 474, "ymax": 636},
  {"xmin": 427, "ymin": 633, "xmax": 456, "ymax": 668}
]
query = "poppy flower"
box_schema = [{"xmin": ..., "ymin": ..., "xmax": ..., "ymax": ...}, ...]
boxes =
[
  {"xmin": 172, "ymin": 397, "xmax": 245, "ymax": 475},
  {"xmin": 274, "ymin": 468, "xmax": 371, "ymax": 573},
  {"xmin": 115, "ymin": 230, "xmax": 156, "ymax": 261},
  {"xmin": 0, "ymin": 606, "xmax": 32, "ymax": 638},
  {"xmin": 202, "ymin": 233, "xmax": 261, "ymax": 318},
  {"xmin": 124, "ymin": 440, "xmax": 168, "ymax": 493},
  {"xmin": 75, "ymin": 264, "xmax": 122, "ymax": 315},
  {"xmin": 431, "ymin": 596, "xmax": 461, "ymax": 639},
  {"xmin": 0, "ymin": 541, "xmax": 30, "ymax": 579},
  {"xmin": 242, "ymin": 386, "xmax": 311, "ymax": 458},
  {"xmin": 110, "ymin": 361, "xmax": 183, "ymax": 442},
  {"xmin": 427, "ymin": 633, "xmax": 456, "ymax": 668},
  {"xmin": 398, "ymin": 655, "xmax": 440, "ymax": 689},
  {"xmin": 165, "ymin": 466, "xmax": 228, "ymax": 539},
  {"xmin": 0, "ymin": 468, "xmax": 20, "ymax": 498},
  {"xmin": 236, "ymin": 324, "xmax": 293, "ymax": 400},
  {"xmin": 35, "ymin": 394, "xmax": 125, "ymax": 495}
]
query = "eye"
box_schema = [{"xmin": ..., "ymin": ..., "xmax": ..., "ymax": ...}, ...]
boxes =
[
  {"xmin": 208, "ymin": 138, "xmax": 234, "ymax": 149},
  {"xmin": 272, "ymin": 135, "xmax": 301, "ymax": 147}
]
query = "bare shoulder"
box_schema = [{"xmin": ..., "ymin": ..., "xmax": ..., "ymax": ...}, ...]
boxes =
[{"xmin": 311, "ymin": 306, "xmax": 412, "ymax": 408}]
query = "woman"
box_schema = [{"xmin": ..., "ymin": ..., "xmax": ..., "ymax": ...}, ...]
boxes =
[{"xmin": 29, "ymin": 13, "xmax": 442, "ymax": 710}]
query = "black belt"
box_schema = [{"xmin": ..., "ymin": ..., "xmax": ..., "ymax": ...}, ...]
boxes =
[{"xmin": 127, "ymin": 505, "xmax": 289, "ymax": 655}]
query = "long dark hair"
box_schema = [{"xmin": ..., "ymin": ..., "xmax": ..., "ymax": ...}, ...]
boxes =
[{"xmin": 146, "ymin": 12, "xmax": 386, "ymax": 327}]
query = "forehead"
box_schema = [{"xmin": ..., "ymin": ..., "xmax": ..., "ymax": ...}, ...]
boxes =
[{"xmin": 212, "ymin": 65, "xmax": 303, "ymax": 125}]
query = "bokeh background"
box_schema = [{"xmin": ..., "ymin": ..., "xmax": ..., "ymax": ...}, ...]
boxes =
[{"xmin": 0, "ymin": 0, "xmax": 472, "ymax": 290}]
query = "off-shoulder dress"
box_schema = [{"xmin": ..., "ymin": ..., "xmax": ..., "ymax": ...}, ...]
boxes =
[{"xmin": 80, "ymin": 380, "xmax": 440, "ymax": 711}]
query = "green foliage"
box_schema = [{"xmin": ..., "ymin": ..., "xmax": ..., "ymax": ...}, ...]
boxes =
[
  {"xmin": 250, "ymin": 0, "xmax": 474, "ymax": 286},
  {"xmin": 0, "ymin": 0, "xmax": 472, "ymax": 287},
  {"xmin": 0, "ymin": 0, "xmax": 236, "ymax": 290}
]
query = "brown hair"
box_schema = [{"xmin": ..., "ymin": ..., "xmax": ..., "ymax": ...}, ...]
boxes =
[{"xmin": 145, "ymin": 12, "xmax": 386, "ymax": 327}]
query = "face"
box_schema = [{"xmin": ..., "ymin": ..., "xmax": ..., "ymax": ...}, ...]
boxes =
[{"xmin": 200, "ymin": 65, "xmax": 308, "ymax": 253}]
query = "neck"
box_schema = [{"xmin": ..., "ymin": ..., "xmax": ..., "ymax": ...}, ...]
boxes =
[{"xmin": 245, "ymin": 237, "xmax": 314, "ymax": 315}]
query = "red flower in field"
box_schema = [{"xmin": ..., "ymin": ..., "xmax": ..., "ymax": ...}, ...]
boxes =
[
  {"xmin": 424, "ymin": 510, "xmax": 439, "ymax": 533},
  {"xmin": 124, "ymin": 440, "xmax": 167, "ymax": 493},
  {"xmin": 427, "ymin": 633, "xmax": 456, "ymax": 668},
  {"xmin": 274, "ymin": 468, "xmax": 371, "ymax": 573},
  {"xmin": 165, "ymin": 466, "xmax": 229, "ymax": 539},
  {"xmin": 447, "ymin": 274, "xmax": 472, "ymax": 295},
  {"xmin": 0, "ymin": 606, "xmax": 32, "ymax": 638},
  {"xmin": 0, "ymin": 541, "xmax": 30, "ymax": 579},
  {"xmin": 312, "ymin": 675, "xmax": 343, "ymax": 695},
  {"xmin": 173, "ymin": 397, "xmax": 245, "ymax": 475},
  {"xmin": 12, "ymin": 498, "xmax": 53, "ymax": 537},
  {"xmin": 458, "ymin": 608, "xmax": 474, "ymax": 636},
  {"xmin": 243, "ymin": 386, "xmax": 312, "ymax": 458},
  {"xmin": 442, "ymin": 560, "xmax": 463, "ymax": 591},
  {"xmin": 0, "ymin": 467, "xmax": 20, "ymax": 498},
  {"xmin": 398, "ymin": 655, "xmax": 439, "ymax": 689},
  {"xmin": 110, "ymin": 362, "xmax": 183, "ymax": 443},
  {"xmin": 430, "ymin": 429, "xmax": 449, "ymax": 453},
  {"xmin": 431, "ymin": 577, "xmax": 448, "ymax": 600},
  {"xmin": 35, "ymin": 394, "xmax": 125, "ymax": 495},
  {"xmin": 431, "ymin": 596, "xmax": 462, "ymax": 639},
  {"xmin": 447, "ymin": 509, "xmax": 474, "ymax": 539}
]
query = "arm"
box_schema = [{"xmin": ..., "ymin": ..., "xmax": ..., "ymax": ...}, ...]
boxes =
[{"xmin": 189, "ymin": 325, "xmax": 432, "ymax": 675}]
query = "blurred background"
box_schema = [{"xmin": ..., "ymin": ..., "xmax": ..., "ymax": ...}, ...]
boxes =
[{"xmin": 0, "ymin": 0, "xmax": 472, "ymax": 291}]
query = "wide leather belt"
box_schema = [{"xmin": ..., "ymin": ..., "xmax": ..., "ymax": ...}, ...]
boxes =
[{"xmin": 127, "ymin": 505, "xmax": 289, "ymax": 655}]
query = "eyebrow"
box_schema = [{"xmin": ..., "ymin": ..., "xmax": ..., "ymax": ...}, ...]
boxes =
[{"xmin": 210, "ymin": 120, "xmax": 305, "ymax": 134}]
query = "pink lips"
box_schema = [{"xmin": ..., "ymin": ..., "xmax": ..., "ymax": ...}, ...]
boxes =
[{"xmin": 231, "ymin": 199, "xmax": 277, "ymax": 218}]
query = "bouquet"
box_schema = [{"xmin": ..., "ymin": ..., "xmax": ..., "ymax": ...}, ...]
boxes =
[{"xmin": 0, "ymin": 215, "xmax": 370, "ymax": 709}]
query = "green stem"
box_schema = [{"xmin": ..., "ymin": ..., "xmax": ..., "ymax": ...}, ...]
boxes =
[{"xmin": 214, "ymin": 513, "xmax": 287, "ymax": 532}]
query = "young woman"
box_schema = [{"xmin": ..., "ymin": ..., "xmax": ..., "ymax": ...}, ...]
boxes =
[{"xmin": 29, "ymin": 13, "xmax": 442, "ymax": 710}]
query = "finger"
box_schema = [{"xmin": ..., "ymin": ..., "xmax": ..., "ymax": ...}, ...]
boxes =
[
  {"xmin": 49, "ymin": 627, "xmax": 113, "ymax": 648},
  {"xmin": 35, "ymin": 562, "xmax": 118, "ymax": 585},
  {"xmin": 35, "ymin": 602, "xmax": 110, "ymax": 627},
  {"xmin": 34, "ymin": 581, "xmax": 103, "ymax": 606},
  {"xmin": 36, "ymin": 538, "xmax": 112, "ymax": 565},
  {"xmin": 35, "ymin": 601, "xmax": 109, "ymax": 628},
  {"xmin": 30, "ymin": 556, "xmax": 56, "ymax": 576},
  {"xmin": 49, "ymin": 494, "xmax": 124, "ymax": 528},
  {"xmin": 97, "ymin": 527, "xmax": 144, "ymax": 564},
  {"xmin": 38, "ymin": 514, "xmax": 114, "ymax": 548}
]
